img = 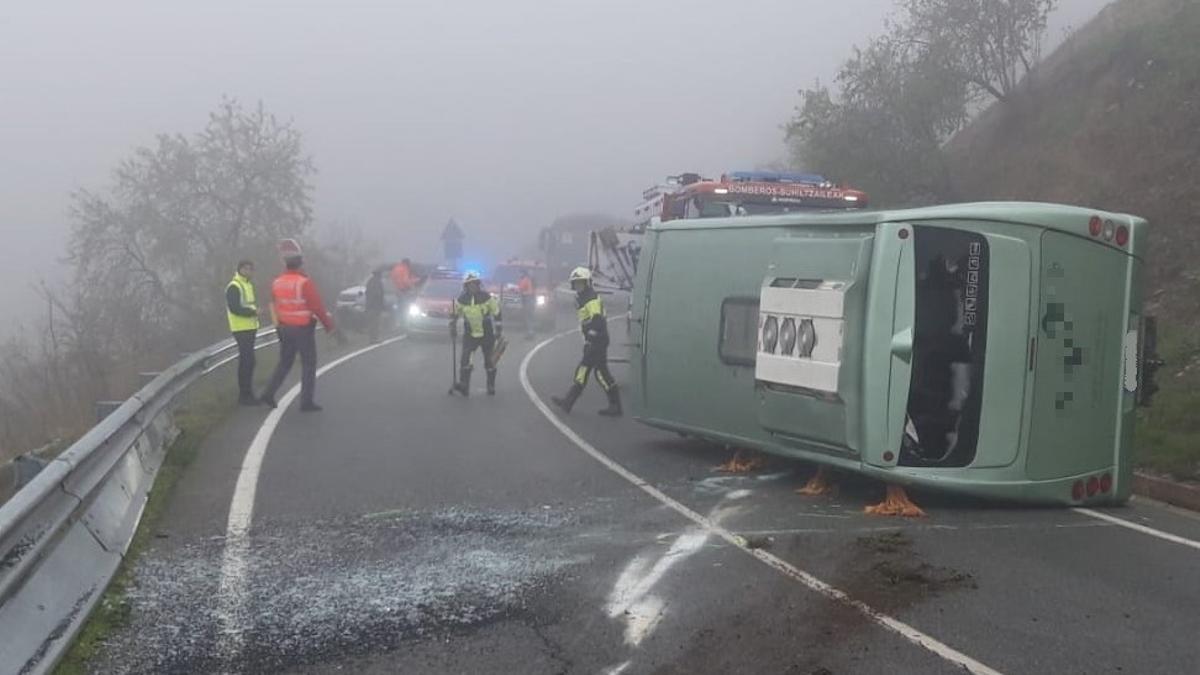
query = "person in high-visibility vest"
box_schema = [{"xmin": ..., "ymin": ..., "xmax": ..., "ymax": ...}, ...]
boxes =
[
  {"xmin": 449, "ymin": 271, "xmax": 501, "ymax": 396},
  {"xmin": 259, "ymin": 252, "xmax": 338, "ymax": 411},
  {"xmin": 552, "ymin": 267, "xmax": 621, "ymax": 416},
  {"xmin": 226, "ymin": 260, "xmax": 260, "ymax": 405}
]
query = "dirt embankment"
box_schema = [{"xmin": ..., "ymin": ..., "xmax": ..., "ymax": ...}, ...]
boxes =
[
  {"xmin": 945, "ymin": 0, "xmax": 1200, "ymax": 479},
  {"xmin": 947, "ymin": 0, "xmax": 1200, "ymax": 322}
]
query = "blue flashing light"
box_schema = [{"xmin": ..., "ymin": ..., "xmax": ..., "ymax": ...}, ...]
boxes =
[
  {"xmin": 459, "ymin": 259, "xmax": 484, "ymax": 276},
  {"xmin": 728, "ymin": 170, "xmax": 827, "ymax": 185}
]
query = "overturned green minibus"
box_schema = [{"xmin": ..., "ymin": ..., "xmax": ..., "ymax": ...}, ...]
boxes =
[{"xmin": 629, "ymin": 202, "xmax": 1157, "ymax": 505}]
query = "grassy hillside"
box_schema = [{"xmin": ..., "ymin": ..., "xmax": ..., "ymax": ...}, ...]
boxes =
[{"xmin": 946, "ymin": 0, "xmax": 1200, "ymax": 480}]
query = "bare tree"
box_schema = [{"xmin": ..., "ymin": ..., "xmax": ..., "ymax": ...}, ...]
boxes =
[
  {"xmin": 2, "ymin": 99, "xmax": 326, "ymax": 461},
  {"xmin": 900, "ymin": 0, "xmax": 1058, "ymax": 102},
  {"xmin": 68, "ymin": 98, "xmax": 316, "ymax": 353},
  {"xmin": 309, "ymin": 220, "xmax": 382, "ymax": 297}
]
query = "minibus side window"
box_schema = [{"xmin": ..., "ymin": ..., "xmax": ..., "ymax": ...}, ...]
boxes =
[
  {"xmin": 900, "ymin": 226, "xmax": 989, "ymax": 468},
  {"xmin": 719, "ymin": 297, "xmax": 759, "ymax": 366}
]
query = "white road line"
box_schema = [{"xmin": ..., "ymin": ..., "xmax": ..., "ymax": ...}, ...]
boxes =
[
  {"xmin": 519, "ymin": 333, "xmax": 1004, "ymax": 675},
  {"xmin": 215, "ymin": 334, "xmax": 407, "ymax": 661},
  {"xmin": 738, "ymin": 521, "xmax": 1112, "ymax": 537},
  {"xmin": 1073, "ymin": 507, "xmax": 1200, "ymax": 552}
]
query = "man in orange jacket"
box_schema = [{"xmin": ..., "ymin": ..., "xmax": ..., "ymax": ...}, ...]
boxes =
[
  {"xmin": 259, "ymin": 250, "xmax": 338, "ymax": 412},
  {"xmin": 391, "ymin": 258, "xmax": 417, "ymax": 324},
  {"xmin": 517, "ymin": 269, "xmax": 536, "ymax": 340}
]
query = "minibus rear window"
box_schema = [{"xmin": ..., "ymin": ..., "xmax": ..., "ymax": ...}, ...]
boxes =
[{"xmin": 900, "ymin": 226, "xmax": 989, "ymax": 468}]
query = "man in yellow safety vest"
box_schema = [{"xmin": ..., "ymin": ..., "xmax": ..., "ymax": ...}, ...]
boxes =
[{"xmin": 226, "ymin": 259, "xmax": 260, "ymax": 405}]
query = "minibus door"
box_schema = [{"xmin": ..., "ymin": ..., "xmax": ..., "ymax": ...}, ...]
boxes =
[{"xmin": 862, "ymin": 222, "xmax": 915, "ymax": 468}]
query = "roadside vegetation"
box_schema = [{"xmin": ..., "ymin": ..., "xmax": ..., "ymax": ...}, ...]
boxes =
[
  {"xmin": 786, "ymin": 0, "xmax": 1200, "ymax": 480},
  {"xmin": 0, "ymin": 98, "xmax": 375, "ymax": 466},
  {"xmin": 1135, "ymin": 324, "xmax": 1200, "ymax": 482}
]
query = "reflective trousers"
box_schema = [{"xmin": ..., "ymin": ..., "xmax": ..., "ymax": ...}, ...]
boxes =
[{"xmin": 574, "ymin": 342, "xmax": 614, "ymax": 393}]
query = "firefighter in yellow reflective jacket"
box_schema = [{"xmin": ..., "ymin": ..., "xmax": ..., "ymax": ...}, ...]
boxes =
[
  {"xmin": 450, "ymin": 271, "xmax": 502, "ymax": 396},
  {"xmin": 552, "ymin": 267, "xmax": 621, "ymax": 416}
]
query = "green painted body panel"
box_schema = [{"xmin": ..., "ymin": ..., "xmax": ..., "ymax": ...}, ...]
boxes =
[
  {"xmin": 631, "ymin": 202, "xmax": 1147, "ymax": 505},
  {"xmin": 640, "ymin": 228, "xmax": 790, "ymax": 442},
  {"xmin": 1027, "ymin": 231, "xmax": 1128, "ymax": 480}
]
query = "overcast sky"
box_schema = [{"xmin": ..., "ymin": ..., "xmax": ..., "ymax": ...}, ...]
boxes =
[{"xmin": 0, "ymin": 0, "xmax": 1105, "ymax": 327}]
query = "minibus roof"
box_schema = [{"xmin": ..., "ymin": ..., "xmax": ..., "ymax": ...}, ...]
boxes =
[{"xmin": 651, "ymin": 201, "xmax": 1145, "ymax": 250}]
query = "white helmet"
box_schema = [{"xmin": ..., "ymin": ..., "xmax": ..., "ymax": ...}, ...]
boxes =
[
  {"xmin": 568, "ymin": 267, "xmax": 592, "ymax": 283},
  {"xmin": 463, "ymin": 271, "xmax": 481, "ymax": 285}
]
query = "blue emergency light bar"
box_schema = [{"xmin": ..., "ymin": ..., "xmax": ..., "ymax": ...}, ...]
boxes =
[{"xmin": 727, "ymin": 170, "xmax": 827, "ymax": 185}]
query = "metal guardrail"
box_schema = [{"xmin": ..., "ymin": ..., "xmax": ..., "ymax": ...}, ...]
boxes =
[
  {"xmin": 0, "ymin": 327, "xmax": 278, "ymax": 675},
  {"xmin": 0, "ymin": 444, "xmax": 56, "ymax": 507}
]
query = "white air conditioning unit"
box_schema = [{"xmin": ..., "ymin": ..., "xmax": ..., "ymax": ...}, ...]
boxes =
[{"xmin": 755, "ymin": 278, "xmax": 846, "ymax": 393}]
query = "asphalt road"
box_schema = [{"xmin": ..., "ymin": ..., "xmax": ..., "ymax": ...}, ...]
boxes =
[{"xmin": 87, "ymin": 318, "xmax": 1200, "ymax": 675}]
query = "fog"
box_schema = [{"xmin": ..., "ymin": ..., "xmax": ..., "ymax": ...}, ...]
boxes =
[{"xmin": 1, "ymin": 0, "xmax": 1105, "ymax": 329}]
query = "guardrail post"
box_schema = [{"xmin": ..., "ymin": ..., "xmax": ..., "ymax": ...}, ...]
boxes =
[
  {"xmin": 13, "ymin": 453, "xmax": 50, "ymax": 490},
  {"xmin": 95, "ymin": 400, "xmax": 123, "ymax": 423}
]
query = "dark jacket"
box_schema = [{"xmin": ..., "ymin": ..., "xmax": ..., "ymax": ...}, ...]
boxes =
[
  {"xmin": 575, "ymin": 287, "xmax": 608, "ymax": 347},
  {"xmin": 365, "ymin": 274, "xmax": 386, "ymax": 311},
  {"xmin": 226, "ymin": 285, "xmax": 257, "ymax": 318}
]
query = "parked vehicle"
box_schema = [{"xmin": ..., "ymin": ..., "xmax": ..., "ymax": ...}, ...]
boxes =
[
  {"xmin": 335, "ymin": 270, "xmax": 403, "ymax": 334},
  {"xmin": 406, "ymin": 275, "xmax": 465, "ymax": 337},
  {"xmin": 489, "ymin": 260, "xmax": 556, "ymax": 332}
]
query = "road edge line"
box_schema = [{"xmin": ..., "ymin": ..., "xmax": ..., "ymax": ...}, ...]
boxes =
[
  {"xmin": 1072, "ymin": 507, "xmax": 1200, "ymax": 551},
  {"xmin": 518, "ymin": 332, "xmax": 1004, "ymax": 675},
  {"xmin": 516, "ymin": 331, "xmax": 1003, "ymax": 672},
  {"xmin": 215, "ymin": 334, "xmax": 407, "ymax": 659}
]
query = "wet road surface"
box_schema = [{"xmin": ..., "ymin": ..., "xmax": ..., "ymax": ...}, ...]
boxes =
[{"xmin": 88, "ymin": 320, "xmax": 1200, "ymax": 674}]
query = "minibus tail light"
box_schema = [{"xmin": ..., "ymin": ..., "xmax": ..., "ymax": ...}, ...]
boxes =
[
  {"xmin": 1088, "ymin": 216, "xmax": 1102, "ymax": 237},
  {"xmin": 1115, "ymin": 225, "xmax": 1130, "ymax": 247}
]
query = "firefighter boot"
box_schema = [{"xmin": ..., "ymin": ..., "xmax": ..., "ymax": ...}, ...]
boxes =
[
  {"xmin": 454, "ymin": 366, "xmax": 472, "ymax": 397},
  {"xmin": 599, "ymin": 386, "xmax": 623, "ymax": 417},
  {"xmin": 486, "ymin": 368, "xmax": 497, "ymax": 396},
  {"xmin": 552, "ymin": 384, "xmax": 583, "ymax": 413}
]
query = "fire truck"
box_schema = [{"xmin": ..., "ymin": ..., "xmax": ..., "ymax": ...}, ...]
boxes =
[
  {"xmin": 590, "ymin": 171, "xmax": 869, "ymax": 293},
  {"xmin": 588, "ymin": 173, "xmax": 706, "ymax": 293},
  {"xmin": 660, "ymin": 170, "xmax": 868, "ymax": 221}
]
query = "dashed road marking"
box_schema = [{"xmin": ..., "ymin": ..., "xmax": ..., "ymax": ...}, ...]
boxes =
[
  {"xmin": 519, "ymin": 332, "xmax": 1004, "ymax": 675},
  {"xmin": 216, "ymin": 334, "xmax": 407, "ymax": 661}
]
